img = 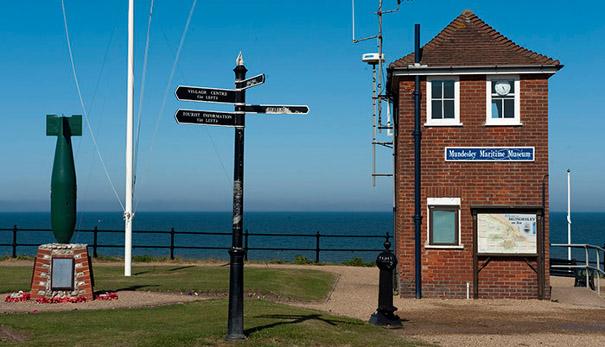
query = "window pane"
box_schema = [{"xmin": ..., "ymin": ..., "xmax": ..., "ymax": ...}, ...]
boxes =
[
  {"xmin": 507, "ymin": 80, "xmax": 515, "ymax": 94},
  {"xmin": 432, "ymin": 209, "xmax": 456, "ymax": 244},
  {"xmin": 443, "ymin": 100, "xmax": 455, "ymax": 119},
  {"xmin": 443, "ymin": 81, "xmax": 454, "ymax": 98},
  {"xmin": 504, "ymin": 98, "xmax": 515, "ymax": 118},
  {"xmin": 431, "ymin": 81, "xmax": 442, "ymax": 98},
  {"xmin": 491, "ymin": 99, "xmax": 503, "ymax": 118},
  {"xmin": 431, "ymin": 100, "xmax": 443, "ymax": 119}
]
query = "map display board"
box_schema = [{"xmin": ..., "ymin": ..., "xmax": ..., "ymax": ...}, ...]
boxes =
[{"xmin": 477, "ymin": 213, "xmax": 537, "ymax": 255}]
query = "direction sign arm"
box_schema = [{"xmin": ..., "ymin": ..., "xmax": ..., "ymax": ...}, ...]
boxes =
[
  {"xmin": 242, "ymin": 104, "xmax": 309, "ymax": 115},
  {"xmin": 235, "ymin": 73, "xmax": 265, "ymax": 90}
]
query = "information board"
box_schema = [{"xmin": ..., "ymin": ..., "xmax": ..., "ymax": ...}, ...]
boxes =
[{"xmin": 477, "ymin": 213, "xmax": 537, "ymax": 255}]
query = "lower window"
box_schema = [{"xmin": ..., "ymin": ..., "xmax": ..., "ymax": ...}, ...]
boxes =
[{"xmin": 429, "ymin": 205, "xmax": 460, "ymax": 246}]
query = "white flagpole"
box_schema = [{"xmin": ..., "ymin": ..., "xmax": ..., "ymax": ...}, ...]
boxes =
[
  {"xmin": 124, "ymin": 0, "xmax": 134, "ymax": 277},
  {"xmin": 567, "ymin": 169, "xmax": 572, "ymax": 261}
]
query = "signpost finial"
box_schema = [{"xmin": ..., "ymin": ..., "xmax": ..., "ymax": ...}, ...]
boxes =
[{"xmin": 236, "ymin": 51, "xmax": 244, "ymax": 66}]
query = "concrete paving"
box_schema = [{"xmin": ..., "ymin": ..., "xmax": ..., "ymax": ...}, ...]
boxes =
[{"xmin": 279, "ymin": 265, "xmax": 605, "ymax": 347}]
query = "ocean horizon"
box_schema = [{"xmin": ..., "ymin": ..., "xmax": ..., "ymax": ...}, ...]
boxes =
[{"xmin": 1, "ymin": 211, "xmax": 603, "ymax": 262}]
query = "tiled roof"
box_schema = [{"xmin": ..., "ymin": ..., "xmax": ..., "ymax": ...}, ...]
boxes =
[{"xmin": 390, "ymin": 10, "xmax": 561, "ymax": 69}]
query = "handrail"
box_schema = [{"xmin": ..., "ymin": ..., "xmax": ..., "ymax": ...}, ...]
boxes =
[
  {"xmin": 551, "ymin": 243, "xmax": 605, "ymax": 253},
  {"xmin": 551, "ymin": 243, "xmax": 604, "ymax": 296},
  {"xmin": 0, "ymin": 227, "xmax": 386, "ymax": 238},
  {"xmin": 0, "ymin": 225, "xmax": 388, "ymax": 264}
]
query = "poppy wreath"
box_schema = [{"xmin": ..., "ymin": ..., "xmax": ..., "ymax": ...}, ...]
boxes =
[
  {"xmin": 4, "ymin": 291, "xmax": 31, "ymax": 302},
  {"xmin": 35, "ymin": 296, "xmax": 87, "ymax": 304},
  {"xmin": 95, "ymin": 291, "xmax": 119, "ymax": 301}
]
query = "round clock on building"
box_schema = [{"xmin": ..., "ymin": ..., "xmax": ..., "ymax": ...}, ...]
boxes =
[{"xmin": 494, "ymin": 80, "xmax": 512, "ymax": 96}]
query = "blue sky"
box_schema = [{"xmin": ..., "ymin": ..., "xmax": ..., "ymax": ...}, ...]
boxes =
[{"xmin": 0, "ymin": 1, "xmax": 603, "ymax": 212}]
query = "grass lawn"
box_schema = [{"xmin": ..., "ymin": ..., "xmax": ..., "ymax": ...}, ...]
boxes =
[
  {"xmin": 0, "ymin": 299, "xmax": 418, "ymax": 347},
  {"xmin": 0, "ymin": 264, "xmax": 334, "ymax": 302}
]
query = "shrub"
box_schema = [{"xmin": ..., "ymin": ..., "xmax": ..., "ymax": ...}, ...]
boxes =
[
  {"xmin": 342, "ymin": 257, "xmax": 374, "ymax": 267},
  {"xmin": 132, "ymin": 255, "xmax": 172, "ymax": 263},
  {"xmin": 293, "ymin": 255, "xmax": 313, "ymax": 265}
]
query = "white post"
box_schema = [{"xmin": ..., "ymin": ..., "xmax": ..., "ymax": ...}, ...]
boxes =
[
  {"xmin": 466, "ymin": 282, "xmax": 470, "ymax": 300},
  {"xmin": 124, "ymin": 0, "xmax": 134, "ymax": 277},
  {"xmin": 597, "ymin": 250, "xmax": 601, "ymax": 296},
  {"xmin": 567, "ymin": 169, "xmax": 572, "ymax": 261}
]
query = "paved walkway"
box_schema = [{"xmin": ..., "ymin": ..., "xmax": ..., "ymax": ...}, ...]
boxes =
[{"xmin": 271, "ymin": 264, "xmax": 605, "ymax": 347}]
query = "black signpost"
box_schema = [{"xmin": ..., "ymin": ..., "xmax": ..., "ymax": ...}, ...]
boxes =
[{"xmin": 175, "ymin": 53, "xmax": 309, "ymax": 340}]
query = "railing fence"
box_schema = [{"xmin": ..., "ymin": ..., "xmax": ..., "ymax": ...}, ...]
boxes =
[
  {"xmin": 0, "ymin": 226, "xmax": 388, "ymax": 263},
  {"xmin": 551, "ymin": 243, "xmax": 605, "ymax": 295}
]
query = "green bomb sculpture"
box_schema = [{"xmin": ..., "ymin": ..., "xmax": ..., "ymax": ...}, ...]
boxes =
[
  {"xmin": 47, "ymin": 115, "xmax": 81, "ymax": 243},
  {"xmin": 30, "ymin": 115, "xmax": 94, "ymax": 302}
]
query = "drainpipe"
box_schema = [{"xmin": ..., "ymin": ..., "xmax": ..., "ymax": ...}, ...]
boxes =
[
  {"xmin": 540, "ymin": 174, "xmax": 548, "ymax": 299},
  {"xmin": 389, "ymin": 66, "xmax": 400, "ymax": 294},
  {"xmin": 413, "ymin": 24, "xmax": 422, "ymax": 299}
]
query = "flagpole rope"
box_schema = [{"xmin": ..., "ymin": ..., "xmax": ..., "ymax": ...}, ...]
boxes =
[
  {"xmin": 61, "ymin": 0, "xmax": 125, "ymax": 210},
  {"xmin": 134, "ymin": 0, "xmax": 198, "ymax": 212}
]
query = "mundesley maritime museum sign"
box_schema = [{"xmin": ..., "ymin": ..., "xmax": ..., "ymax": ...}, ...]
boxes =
[{"xmin": 444, "ymin": 147, "xmax": 535, "ymax": 162}]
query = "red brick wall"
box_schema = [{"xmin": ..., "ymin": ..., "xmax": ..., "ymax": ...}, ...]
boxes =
[
  {"xmin": 31, "ymin": 244, "xmax": 94, "ymax": 301},
  {"xmin": 395, "ymin": 74, "xmax": 551, "ymax": 299}
]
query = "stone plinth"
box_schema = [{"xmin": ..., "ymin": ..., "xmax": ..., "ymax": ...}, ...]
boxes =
[{"xmin": 31, "ymin": 244, "xmax": 94, "ymax": 301}]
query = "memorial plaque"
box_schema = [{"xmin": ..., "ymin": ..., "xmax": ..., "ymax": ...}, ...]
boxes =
[{"xmin": 51, "ymin": 257, "xmax": 74, "ymax": 290}]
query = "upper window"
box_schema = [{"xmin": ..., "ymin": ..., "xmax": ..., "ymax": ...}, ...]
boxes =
[
  {"xmin": 426, "ymin": 197, "xmax": 462, "ymax": 249},
  {"xmin": 486, "ymin": 76, "xmax": 521, "ymax": 125},
  {"xmin": 426, "ymin": 76, "xmax": 461, "ymax": 126}
]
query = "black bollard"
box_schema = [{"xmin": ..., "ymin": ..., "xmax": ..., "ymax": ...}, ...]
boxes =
[{"xmin": 369, "ymin": 234, "xmax": 402, "ymax": 328}]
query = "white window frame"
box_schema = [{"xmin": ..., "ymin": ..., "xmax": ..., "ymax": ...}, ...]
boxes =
[
  {"xmin": 485, "ymin": 75, "xmax": 521, "ymax": 126},
  {"xmin": 426, "ymin": 197, "xmax": 463, "ymax": 249},
  {"xmin": 425, "ymin": 76, "xmax": 462, "ymax": 127}
]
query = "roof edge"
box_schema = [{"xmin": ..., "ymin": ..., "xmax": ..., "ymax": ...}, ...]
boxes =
[{"xmin": 390, "ymin": 64, "xmax": 563, "ymax": 76}]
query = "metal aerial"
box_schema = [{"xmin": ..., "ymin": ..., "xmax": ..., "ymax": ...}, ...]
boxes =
[{"xmin": 352, "ymin": 0, "xmax": 403, "ymax": 186}]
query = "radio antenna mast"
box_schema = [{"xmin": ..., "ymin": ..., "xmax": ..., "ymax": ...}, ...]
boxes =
[{"xmin": 352, "ymin": 0, "xmax": 402, "ymax": 186}]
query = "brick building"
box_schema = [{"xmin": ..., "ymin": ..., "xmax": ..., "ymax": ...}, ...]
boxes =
[{"xmin": 387, "ymin": 10, "xmax": 562, "ymax": 299}]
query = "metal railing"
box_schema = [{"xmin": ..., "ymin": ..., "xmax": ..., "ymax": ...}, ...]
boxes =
[
  {"xmin": 0, "ymin": 225, "xmax": 388, "ymax": 263},
  {"xmin": 551, "ymin": 243, "xmax": 605, "ymax": 295}
]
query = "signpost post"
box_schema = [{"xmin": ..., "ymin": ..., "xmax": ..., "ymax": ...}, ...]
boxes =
[
  {"xmin": 174, "ymin": 52, "xmax": 308, "ymax": 340},
  {"xmin": 227, "ymin": 54, "xmax": 247, "ymax": 340}
]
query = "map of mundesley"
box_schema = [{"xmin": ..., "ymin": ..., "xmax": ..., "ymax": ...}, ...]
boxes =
[{"xmin": 478, "ymin": 213, "xmax": 537, "ymax": 254}]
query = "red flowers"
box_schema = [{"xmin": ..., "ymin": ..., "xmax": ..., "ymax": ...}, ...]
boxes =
[
  {"xmin": 4, "ymin": 291, "xmax": 31, "ymax": 302},
  {"xmin": 95, "ymin": 292, "xmax": 119, "ymax": 301},
  {"xmin": 34, "ymin": 296, "xmax": 87, "ymax": 304},
  {"xmin": 5, "ymin": 291, "xmax": 118, "ymax": 303}
]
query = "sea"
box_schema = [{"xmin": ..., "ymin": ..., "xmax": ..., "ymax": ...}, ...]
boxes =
[{"xmin": 0, "ymin": 212, "xmax": 603, "ymax": 263}]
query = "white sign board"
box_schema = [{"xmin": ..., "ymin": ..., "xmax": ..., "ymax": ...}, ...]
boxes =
[{"xmin": 477, "ymin": 213, "xmax": 537, "ymax": 254}]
